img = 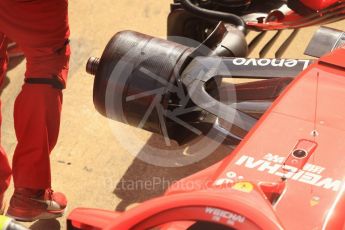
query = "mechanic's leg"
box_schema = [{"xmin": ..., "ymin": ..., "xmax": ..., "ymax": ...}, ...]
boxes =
[
  {"xmin": 12, "ymin": 84, "xmax": 63, "ymax": 189},
  {"xmin": 8, "ymin": 44, "xmax": 70, "ymax": 221},
  {"xmin": 11, "ymin": 39, "xmax": 70, "ymax": 190},
  {"xmin": 8, "ymin": 44, "xmax": 70, "ymax": 222},
  {"xmin": 7, "ymin": 84, "xmax": 67, "ymax": 221},
  {"xmin": 0, "ymin": 0, "xmax": 70, "ymax": 221},
  {"xmin": 0, "ymin": 34, "xmax": 11, "ymax": 214}
]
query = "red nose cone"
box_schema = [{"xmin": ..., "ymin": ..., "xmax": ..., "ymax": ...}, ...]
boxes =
[{"xmin": 299, "ymin": 0, "xmax": 339, "ymax": 10}]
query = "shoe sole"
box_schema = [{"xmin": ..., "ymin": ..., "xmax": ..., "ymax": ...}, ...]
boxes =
[{"xmin": 6, "ymin": 207, "xmax": 66, "ymax": 222}]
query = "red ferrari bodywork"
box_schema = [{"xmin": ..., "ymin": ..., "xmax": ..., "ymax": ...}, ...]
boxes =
[
  {"xmin": 68, "ymin": 45, "xmax": 345, "ymax": 229},
  {"xmin": 247, "ymin": 0, "xmax": 345, "ymax": 30},
  {"xmin": 300, "ymin": 0, "xmax": 339, "ymax": 10}
]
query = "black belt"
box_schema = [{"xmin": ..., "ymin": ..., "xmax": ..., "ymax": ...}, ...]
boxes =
[{"xmin": 25, "ymin": 77, "xmax": 65, "ymax": 89}]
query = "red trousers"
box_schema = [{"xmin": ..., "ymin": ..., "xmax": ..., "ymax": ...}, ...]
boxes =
[{"xmin": 0, "ymin": 0, "xmax": 70, "ymax": 194}]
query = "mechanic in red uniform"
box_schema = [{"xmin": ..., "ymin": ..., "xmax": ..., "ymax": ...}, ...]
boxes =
[{"xmin": 0, "ymin": 0, "xmax": 70, "ymax": 221}]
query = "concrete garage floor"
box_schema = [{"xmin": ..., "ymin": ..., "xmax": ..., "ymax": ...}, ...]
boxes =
[{"xmin": 1, "ymin": 1, "xmax": 345, "ymax": 229}]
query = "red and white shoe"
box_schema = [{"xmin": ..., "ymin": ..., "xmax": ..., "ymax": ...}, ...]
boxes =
[{"xmin": 6, "ymin": 188, "xmax": 67, "ymax": 222}]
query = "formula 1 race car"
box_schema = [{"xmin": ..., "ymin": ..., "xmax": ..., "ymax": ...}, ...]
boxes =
[
  {"xmin": 67, "ymin": 1, "xmax": 345, "ymax": 229},
  {"xmin": 68, "ymin": 25, "xmax": 345, "ymax": 230}
]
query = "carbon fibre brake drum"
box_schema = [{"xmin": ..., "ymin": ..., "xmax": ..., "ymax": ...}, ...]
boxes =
[{"xmin": 86, "ymin": 31, "xmax": 218, "ymax": 143}]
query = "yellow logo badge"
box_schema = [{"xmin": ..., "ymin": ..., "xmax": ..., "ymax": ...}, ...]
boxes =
[
  {"xmin": 310, "ymin": 196, "xmax": 320, "ymax": 207},
  {"xmin": 232, "ymin": 182, "xmax": 254, "ymax": 193}
]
